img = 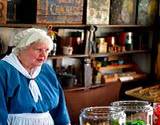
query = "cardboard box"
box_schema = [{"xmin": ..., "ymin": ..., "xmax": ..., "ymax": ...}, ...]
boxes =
[
  {"xmin": 86, "ymin": 0, "xmax": 110, "ymax": 24},
  {"xmin": 36, "ymin": 0, "xmax": 84, "ymax": 24}
]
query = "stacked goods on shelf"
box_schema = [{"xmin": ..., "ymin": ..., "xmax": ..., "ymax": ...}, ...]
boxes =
[{"xmin": 92, "ymin": 54, "xmax": 146, "ymax": 84}]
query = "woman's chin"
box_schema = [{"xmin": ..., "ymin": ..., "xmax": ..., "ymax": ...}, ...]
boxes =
[{"xmin": 35, "ymin": 62, "xmax": 43, "ymax": 67}]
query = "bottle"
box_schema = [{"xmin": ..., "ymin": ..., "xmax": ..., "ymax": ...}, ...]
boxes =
[
  {"xmin": 125, "ymin": 32, "xmax": 133, "ymax": 51},
  {"xmin": 98, "ymin": 38, "xmax": 107, "ymax": 53},
  {"xmin": 84, "ymin": 58, "xmax": 93, "ymax": 87}
]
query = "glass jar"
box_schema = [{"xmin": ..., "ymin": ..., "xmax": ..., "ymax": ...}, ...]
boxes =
[
  {"xmin": 153, "ymin": 103, "xmax": 160, "ymax": 125},
  {"xmin": 97, "ymin": 38, "xmax": 107, "ymax": 53},
  {"xmin": 111, "ymin": 100, "xmax": 153, "ymax": 125},
  {"xmin": 79, "ymin": 106, "xmax": 126, "ymax": 125}
]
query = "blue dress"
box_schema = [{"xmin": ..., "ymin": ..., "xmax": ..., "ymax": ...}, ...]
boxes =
[{"xmin": 0, "ymin": 60, "xmax": 70, "ymax": 125}]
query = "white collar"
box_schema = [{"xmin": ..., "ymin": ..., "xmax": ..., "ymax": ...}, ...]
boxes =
[{"xmin": 2, "ymin": 53, "xmax": 43, "ymax": 102}]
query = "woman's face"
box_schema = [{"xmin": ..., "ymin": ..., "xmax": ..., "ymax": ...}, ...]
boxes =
[{"xmin": 19, "ymin": 41, "xmax": 50, "ymax": 69}]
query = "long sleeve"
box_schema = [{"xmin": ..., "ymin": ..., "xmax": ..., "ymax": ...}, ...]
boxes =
[
  {"xmin": 49, "ymin": 75, "xmax": 71, "ymax": 125},
  {"xmin": 36, "ymin": 63, "xmax": 71, "ymax": 125}
]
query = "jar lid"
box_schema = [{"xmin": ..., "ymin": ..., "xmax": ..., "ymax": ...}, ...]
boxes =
[
  {"xmin": 80, "ymin": 106, "xmax": 125, "ymax": 120},
  {"xmin": 111, "ymin": 100, "xmax": 153, "ymax": 112}
]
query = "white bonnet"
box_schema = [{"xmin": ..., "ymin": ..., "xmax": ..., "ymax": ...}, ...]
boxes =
[{"xmin": 12, "ymin": 28, "xmax": 53, "ymax": 53}]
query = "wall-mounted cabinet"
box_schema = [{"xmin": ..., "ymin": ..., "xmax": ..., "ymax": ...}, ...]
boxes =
[
  {"xmin": 0, "ymin": 0, "xmax": 159, "ymax": 90},
  {"xmin": 34, "ymin": 24, "xmax": 155, "ymax": 91},
  {"xmin": 0, "ymin": 24, "xmax": 157, "ymax": 89}
]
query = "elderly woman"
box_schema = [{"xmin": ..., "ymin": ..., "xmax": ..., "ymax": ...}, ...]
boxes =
[{"xmin": 0, "ymin": 28, "xmax": 71, "ymax": 125}]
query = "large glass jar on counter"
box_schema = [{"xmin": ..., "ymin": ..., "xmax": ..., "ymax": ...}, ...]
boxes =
[
  {"xmin": 153, "ymin": 103, "xmax": 160, "ymax": 125},
  {"xmin": 79, "ymin": 106, "xmax": 126, "ymax": 125},
  {"xmin": 111, "ymin": 100, "xmax": 153, "ymax": 125}
]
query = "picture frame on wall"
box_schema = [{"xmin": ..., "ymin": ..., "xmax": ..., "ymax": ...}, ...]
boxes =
[
  {"xmin": 137, "ymin": 0, "xmax": 158, "ymax": 26},
  {"xmin": 110, "ymin": 0, "xmax": 137, "ymax": 25},
  {"xmin": 37, "ymin": 0, "xmax": 84, "ymax": 24},
  {"xmin": 86, "ymin": 0, "xmax": 110, "ymax": 24},
  {"xmin": 0, "ymin": 0, "xmax": 7, "ymax": 24},
  {"xmin": 7, "ymin": 0, "xmax": 16, "ymax": 23}
]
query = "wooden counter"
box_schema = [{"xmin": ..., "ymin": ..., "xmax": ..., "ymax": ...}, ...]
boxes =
[{"xmin": 64, "ymin": 80, "xmax": 122, "ymax": 124}]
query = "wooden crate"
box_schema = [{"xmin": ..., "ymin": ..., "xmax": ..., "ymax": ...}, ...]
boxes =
[
  {"xmin": 36, "ymin": 0, "xmax": 84, "ymax": 24},
  {"xmin": 0, "ymin": 0, "xmax": 7, "ymax": 24}
]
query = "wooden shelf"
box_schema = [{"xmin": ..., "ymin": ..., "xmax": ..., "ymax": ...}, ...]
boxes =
[
  {"xmin": 98, "ymin": 64, "xmax": 135, "ymax": 72},
  {"xmin": 119, "ymin": 73, "xmax": 147, "ymax": 83},
  {"xmin": 64, "ymin": 83, "xmax": 106, "ymax": 92},
  {"xmin": 0, "ymin": 23, "xmax": 88, "ymax": 28},
  {"xmin": 90, "ymin": 50, "xmax": 151, "ymax": 58},
  {"xmin": 48, "ymin": 54, "xmax": 88, "ymax": 59},
  {"xmin": 0, "ymin": 23, "xmax": 154, "ymax": 29},
  {"xmin": 48, "ymin": 50, "xmax": 151, "ymax": 59},
  {"xmin": 103, "ymin": 72, "xmax": 147, "ymax": 83},
  {"xmin": 0, "ymin": 50, "xmax": 151, "ymax": 60}
]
